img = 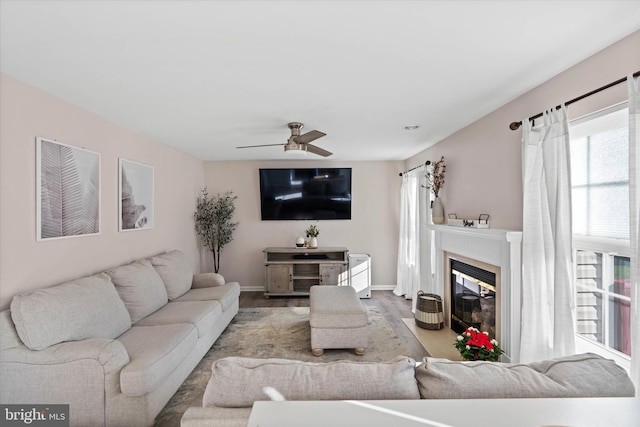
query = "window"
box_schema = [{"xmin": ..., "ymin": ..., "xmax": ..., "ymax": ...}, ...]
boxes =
[
  {"xmin": 570, "ymin": 104, "xmax": 631, "ymax": 361},
  {"xmin": 575, "ymin": 247, "xmax": 631, "ymax": 356}
]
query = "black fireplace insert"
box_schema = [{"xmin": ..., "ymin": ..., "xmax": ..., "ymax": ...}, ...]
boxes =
[{"xmin": 450, "ymin": 259, "xmax": 496, "ymax": 338}]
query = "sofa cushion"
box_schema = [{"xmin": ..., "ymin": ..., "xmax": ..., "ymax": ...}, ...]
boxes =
[
  {"xmin": 10, "ymin": 273, "xmax": 131, "ymax": 350},
  {"xmin": 203, "ymin": 356, "xmax": 420, "ymax": 408},
  {"xmin": 117, "ymin": 323, "xmax": 197, "ymax": 396},
  {"xmin": 149, "ymin": 250, "xmax": 194, "ymax": 300},
  {"xmin": 135, "ymin": 300, "xmax": 222, "ymax": 338},
  {"xmin": 108, "ymin": 259, "xmax": 168, "ymax": 323},
  {"xmin": 175, "ymin": 282, "xmax": 240, "ymax": 311},
  {"xmin": 415, "ymin": 353, "xmax": 635, "ymax": 399}
]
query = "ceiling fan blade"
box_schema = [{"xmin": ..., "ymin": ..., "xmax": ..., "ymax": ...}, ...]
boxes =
[
  {"xmin": 236, "ymin": 143, "xmax": 286, "ymax": 149},
  {"xmin": 305, "ymin": 144, "xmax": 333, "ymax": 157},
  {"xmin": 293, "ymin": 130, "xmax": 326, "ymax": 144}
]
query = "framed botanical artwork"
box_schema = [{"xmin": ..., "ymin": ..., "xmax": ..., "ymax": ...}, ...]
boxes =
[
  {"xmin": 119, "ymin": 158, "xmax": 154, "ymax": 231},
  {"xmin": 36, "ymin": 137, "xmax": 101, "ymax": 241}
]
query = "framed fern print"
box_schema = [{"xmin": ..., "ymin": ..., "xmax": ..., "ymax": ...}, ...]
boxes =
[
  {"xmin": 119, "ymin": 159, "xmax": 154, "ymax": 231},
  {"xmin": 36, "ymin": 137, "xmax": 100, "ymax": 240}
]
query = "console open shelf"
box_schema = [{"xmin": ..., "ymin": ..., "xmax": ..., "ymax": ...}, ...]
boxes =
[{"xmin": 263, "ymin": 247, "xmax": 349, "ymax": 297}]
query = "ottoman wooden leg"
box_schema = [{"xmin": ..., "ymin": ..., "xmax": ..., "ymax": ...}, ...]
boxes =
[
  {"xmin": 312, "ymin": 348, "xmax": 324, "ymax": 357},
  {"xmin": 354, "ymin": 347, "xmax": 366, "ymax": 356}
]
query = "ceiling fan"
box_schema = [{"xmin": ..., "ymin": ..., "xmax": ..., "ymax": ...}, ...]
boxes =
[{"xmin": 236, "ymin": 122, "xmax": 332, "ymax": 157}]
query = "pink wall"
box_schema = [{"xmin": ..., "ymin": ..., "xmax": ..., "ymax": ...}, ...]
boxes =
[
  {"xmin": 0, "ymin": 74, "xmax": 206, "ymax": 309},
  {"xmin": 203, "ymin": 160, "xmax": 403, "ymax": 289},
  {"xmin": 406, "ymin": 31, "xmax": 640, "ymax": 230},
  {"xmin": 2, "ymin": 31, "xmax": 637, "ymax": 307}
]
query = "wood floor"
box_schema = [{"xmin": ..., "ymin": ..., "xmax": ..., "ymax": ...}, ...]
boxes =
[{"xmin": 239, "ymin": 290, "xmax": 430, "ymax": 360}]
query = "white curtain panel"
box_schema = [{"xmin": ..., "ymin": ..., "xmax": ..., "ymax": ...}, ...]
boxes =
[
  {"xmin": 629, "ymin": 74, "xmax": 640, "ymax": 389},
  {"xmin": 394, "ymin": 166, "xmax": 429, "ymax": 311},
  {"xmin": 520, "ymin": 105, "xmax": 576, "ymax": 363}
]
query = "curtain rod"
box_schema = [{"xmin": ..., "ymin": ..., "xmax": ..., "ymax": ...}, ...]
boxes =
[
  {"xmin": 509, "ymin": 70, "xmax": 640, "ymax": 131},
  {"xmin": 399, "ymin": 161, "xmax": 430, "ymax": 177}
]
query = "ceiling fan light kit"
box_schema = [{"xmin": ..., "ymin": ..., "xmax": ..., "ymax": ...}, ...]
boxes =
[
  {"xmin": 236, "ymin": 122, "xmax": 332, "ymax": 157},
  {"xmin": 284, "ymin": 143, "xmax": 307, "ymax": 154}
]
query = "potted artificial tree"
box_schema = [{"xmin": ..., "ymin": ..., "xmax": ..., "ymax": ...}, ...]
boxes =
[{"xmin": 194, "ymin": 188, "xmax": 238, "ymax": 273}]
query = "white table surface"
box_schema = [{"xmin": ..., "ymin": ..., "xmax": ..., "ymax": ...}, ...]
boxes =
[{"xmin": 247, "ymin": 397, "xmax": 640, "ymax": 427}]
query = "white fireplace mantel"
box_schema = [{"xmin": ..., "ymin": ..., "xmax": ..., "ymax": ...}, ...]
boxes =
[{"xmin": 432, "ymin": 225, "xmax": 522, "ymax": 362}]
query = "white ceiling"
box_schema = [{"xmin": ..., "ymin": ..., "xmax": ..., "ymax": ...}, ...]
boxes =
[{"xmin": 1, "ymin": 1, "xmax": 639, "ymax": 161}]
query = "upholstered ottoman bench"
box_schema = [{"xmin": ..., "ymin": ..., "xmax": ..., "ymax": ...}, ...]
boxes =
[{"xmin": 309, "ymin": 285, "xmax": 368, "ymax": 356}]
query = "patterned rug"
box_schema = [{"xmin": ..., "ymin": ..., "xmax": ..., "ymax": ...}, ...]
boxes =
[{"xmin": 154, "ymin": 306, "xmax": 410, "ymax": 426}]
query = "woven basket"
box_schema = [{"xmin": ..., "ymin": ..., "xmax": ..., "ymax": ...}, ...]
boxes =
[{"xmin": 415, "ymin": 291, "xmax": 444, "ymax": 330}]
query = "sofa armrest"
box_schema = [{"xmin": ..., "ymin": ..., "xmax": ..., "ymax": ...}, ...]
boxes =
[
  {"xmin": 193, "ymin": 273, "xmax": 226, "ymax": 288},
  {"xmin": 1, "ymin": 338, "xmax": 129, "ymax": 374},
  {"xmin": 180, "ymin": 407, "xmax": 251, "ymax": 427},
  {"xmin": 1, "ymin": 338, "xmax": 130, "ymax": 410}
]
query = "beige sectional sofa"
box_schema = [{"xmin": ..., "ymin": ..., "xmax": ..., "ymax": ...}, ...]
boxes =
[
  {"xmin": 181, "ymin": 353, "xmax": 635, "ymax": 427},
  {"xmin": 0, "ymin": 249, "xmax": 240, "ymax": 427}
]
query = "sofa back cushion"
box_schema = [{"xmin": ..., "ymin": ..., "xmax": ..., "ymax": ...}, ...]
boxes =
[
  {"xmin": 149, "ymin": 250, "xmax": 193, "ymax": 300},
  {"xmin": 108, "ymin": 259, "xmax": 168, "ymax": 323},
  {"xmin": 415, "ymin": 353, "xmax": 635, "ymax": 399},
  {"xmin": 203, "ymin": 356, "xmax": 420, "ymax": 408},
  {"xmin": 10, "ymin": 273, "xmax": 131, "ymax": 350}
]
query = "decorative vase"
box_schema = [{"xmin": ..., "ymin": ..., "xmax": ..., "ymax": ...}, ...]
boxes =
[
  {"xmin": 432, "ymin": 196, "xmax": 444, "ymax": 224},
  {"xmin": 309, "ymin": 237, "xmax": 318, "ymax": 248}
]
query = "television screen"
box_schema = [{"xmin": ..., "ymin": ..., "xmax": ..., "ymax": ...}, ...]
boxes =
[{"xmin": 259, "ymin": 168, "xmax": 352, "ymax": 220}]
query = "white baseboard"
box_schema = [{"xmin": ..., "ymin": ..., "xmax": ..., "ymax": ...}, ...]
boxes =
[
  {"xmin": 371, "ymin": 285, "xmax": 396, "ymax": 291},
  {"xmin": 240, "ymin": 286, "xmax": 265, "ymax": 292}
]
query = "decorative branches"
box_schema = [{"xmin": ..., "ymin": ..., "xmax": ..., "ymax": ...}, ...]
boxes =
[{"xmin": 426, "ymin": 156, "xmax": 446, "ymax": 197}]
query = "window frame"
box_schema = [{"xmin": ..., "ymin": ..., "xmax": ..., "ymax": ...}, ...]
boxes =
[
  {"xmin": 569, "ymin": 101, "xmax": 632, "ymax": 373},
  {"xmin": 573, "ymin": 236, "xmax": 631, "ymax": 372}
]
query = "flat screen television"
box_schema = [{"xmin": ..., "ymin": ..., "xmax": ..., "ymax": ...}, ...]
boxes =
[{"xmin": 259, "ymin": 168, "xmax": 352, "ymax": 220}]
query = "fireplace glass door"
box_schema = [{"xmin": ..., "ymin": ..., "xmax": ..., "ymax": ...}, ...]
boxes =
[{"xmin": 451, "ymin": 259, "xmax": 496, "ymax": 338}]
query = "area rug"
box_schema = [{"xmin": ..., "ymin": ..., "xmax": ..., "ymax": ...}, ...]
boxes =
[
  {"xmin": 401, "ymin": 318, "xmax": 462, "ymax": 361},
  {"xmin": 155, "ymin": 307, "xmax": 410, "ymax": 426}
]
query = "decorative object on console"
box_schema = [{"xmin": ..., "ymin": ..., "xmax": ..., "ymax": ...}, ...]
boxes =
[
  {"xmin": 309, "ymin": 237, "xmax": 318, "ymax": 249},
  {"xmin": 119, "ymin": 158, "xmax": 154, "ymax": 231},
  {"xmin": 296, "ymin": 236, "xmax": 305, "ymax": 247},
  {"xmin": 305, "ymin": 224, "xmax": 319, "ymax": 248},
  {"xmin": 36, "ymin": 137, "xmax": 100, "ymax": 240},
  {"xmin": 447, "ymin": 213, "xmax": 490, "ymax": 229},
  {"xmin": 454, "ymin": 326, "xmax": 504, "ymax": 361},
  {"xmin": 194, "ymin": 188, "xmax": 238, "ymax": 273},
  {"xmin": 425, "ymin": 156, "xmax": 446, "ymax": 224}
]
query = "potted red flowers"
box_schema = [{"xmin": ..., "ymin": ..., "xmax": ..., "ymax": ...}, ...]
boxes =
[{"xmin": 454, "ymin": 327, "xmax": 504, "ymax": 362}]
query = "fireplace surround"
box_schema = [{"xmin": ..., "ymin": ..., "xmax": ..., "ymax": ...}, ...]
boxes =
[{"xmin": 432, "ymin": 225, "xmax": 522, "ymax": 362}]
